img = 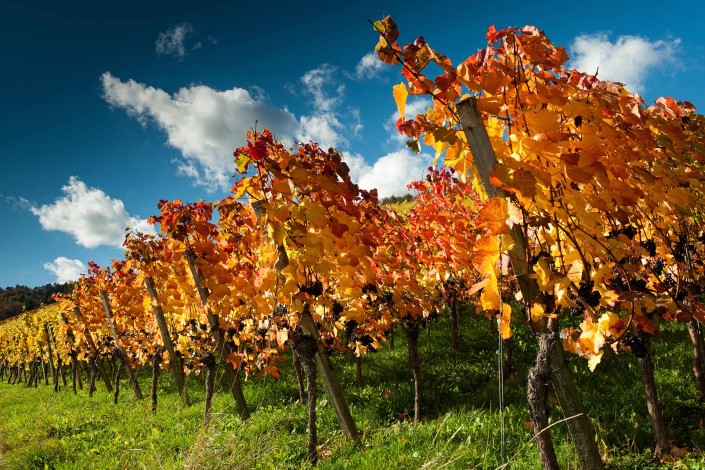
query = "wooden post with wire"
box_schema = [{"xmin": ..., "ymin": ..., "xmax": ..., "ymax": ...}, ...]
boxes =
[{"xmin": 457, "ymin": 97, "xmax": 603, "ymax": 470}]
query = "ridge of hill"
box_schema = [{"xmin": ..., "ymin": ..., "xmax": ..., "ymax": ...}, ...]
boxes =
[{"xmin": 0, "ymin": 283, "xmax": 73, "ymax": 322}]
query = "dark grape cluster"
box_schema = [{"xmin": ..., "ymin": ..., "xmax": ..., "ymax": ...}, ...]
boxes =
[
  {"xmin": 529, "ymin": 250, "xmax": 551, "ymax": 265},
  {"xmin": 673, "ymin": 240, "xmax": 692, "ymax": 263},
  {"xmin": 344, "ymin": 320, "xmax": 358, "ymax": 341},
  {"xmin": 662, "ymin": 274, "xmax": 676, "ymax": 291},
  {"xmin": 621, "ymin": 334, "xmax": 647, "ymax": 359},
  {"xmin": 640, "ymin": 239, "xmax": 657, "ymax": 257},
  {"xmin": 630, "ymin": 278, "xmax": 647, "ymax": 292},
  {"xmin": 609, "ymin": 225, "xmax": 637, "ymax": 240},
  {"xmin": 362, "ymin": 283, "xmax": 378, "ymax": 295},
  {"xmin": 577, "ymin": 280, "xmax": 601, "ymax": 307},
  {"xmin": 610, "ymin": 274, "xmax": 627, "ymax": 292},
  {"xmin": 300, "ymin": 280, "xmax": 324, "ymax": 297},
  {"xmin": 652, "ymin": 259, "xmax": 664, "ymax": 276}
]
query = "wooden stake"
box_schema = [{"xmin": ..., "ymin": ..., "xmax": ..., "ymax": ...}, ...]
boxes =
[
  {"xmin": 184, "ymin": 247, "xmax": 249, "ymax": 419},
  {"xmin": 99, "ymin": 291, "xmax": 144, "ymax": 400},
  {"xmin": 457, "ymin": 97, "xmax": 603, "ymax": 470},
  {"xmin": 144, "ymin": 276, "xmax": 189, "ymax": 406},
  {"xmin": 72, "ymin": 307, "xmax": 113, "ymax": 392},
  {"xmin": 203, "ymin": 353, "xmax": 216, "ymax": 427},
  {"xmin": 151, "ymin": 352, "xmax": 161, "ymax": 413}
]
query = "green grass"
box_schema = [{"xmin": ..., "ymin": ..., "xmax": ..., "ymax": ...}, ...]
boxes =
[{"xmin": 1, "ymin": 314, "xmax": 705, "ymax": 469}]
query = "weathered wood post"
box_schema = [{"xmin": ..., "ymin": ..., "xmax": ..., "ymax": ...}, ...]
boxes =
[
  {"xmin": 457, "ymin": 97, "xmax": 603, "ymax": 469},
  {"xmin": 99, "ymin": 291, "xmax": 144, "ymax": 400}
]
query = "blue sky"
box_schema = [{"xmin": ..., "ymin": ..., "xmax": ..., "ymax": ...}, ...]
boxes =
[{"xmin": 2, "ymin": 0, "xmax": 703, "ymax": 287}]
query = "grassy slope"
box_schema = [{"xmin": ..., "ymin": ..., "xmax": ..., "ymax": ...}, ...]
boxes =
[{"xmin": 1, "ymin": 314, "xmax": 704, "ymax": 469}]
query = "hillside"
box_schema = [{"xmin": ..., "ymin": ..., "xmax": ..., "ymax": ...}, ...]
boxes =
[{"xmin": 0, "ymin": 283, "xmax": 73, "ymax": 322}]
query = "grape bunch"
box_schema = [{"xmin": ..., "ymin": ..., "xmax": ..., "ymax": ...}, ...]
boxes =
[
  {"xmin": 621, "ymin": 334, "xmax": 647, "ymax": 359},
  {"xmin": 652, "ymin": 259, "xmax": 664, "ymax": 276},
  {"xmin": 673, "ymin": 240, "xmax": 693, "ymax": 263},
  {"xmin": 300, "ymin": 280, "xmax": 324, "ymax": 297},
  {"xmin": 578, "ymin": 280, "xmax": 601, "ymax": 308},
  {"xmin": 640, "ymin": 239, "xmax": 657, "ymax": 257}
]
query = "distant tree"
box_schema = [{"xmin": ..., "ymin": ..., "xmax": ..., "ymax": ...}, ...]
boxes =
[
  {"xmin": 380, "ymin": 193, "xmax": 414, "ymax": 205},
  {"xmin": 0, "ymin": 282, "xmax": 73, "ymax": 321}
]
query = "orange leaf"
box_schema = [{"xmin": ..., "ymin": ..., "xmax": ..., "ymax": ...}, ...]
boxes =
[{"xmin": 393, "ymin": 83, "xmax": 408, "ymax": 120}]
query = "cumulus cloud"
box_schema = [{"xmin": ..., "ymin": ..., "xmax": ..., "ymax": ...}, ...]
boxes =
[
  {"xmin": 43, "ymin": 257, "xmax": 85, "ymax": 283},
  {"xmin": 295, "ymin": 64, "xmax": 352, "ymax": 149},
  {"xmin": 345, "ymin": 150, "xmax": 431, "ymax": 198},
  {"xmin": 101, "ymin": 72, "xmax": 299, "ymax": 190},
  {"xmin": 570, "ymin": 32, "xmax": 681, "ymax": 93},
  {"xmin": 156, "ymin": 23, "xmax": 194, "ymax": 59},
  {"xmin": 101, "ymin": 65, "xmax": 425, "ymax": 198},
  {"xmin": 300, "ymin": 64, "xmax": 344, "ymax": 112},
  {"xmin": 30, "ymin": 177, "xmax": 154, "ymax": 248},
  {"xmin": 354, "ymin": 51, "xmax": 386, "ymax": 79}
]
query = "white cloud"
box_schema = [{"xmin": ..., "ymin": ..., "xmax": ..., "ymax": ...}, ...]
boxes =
[
  {"xmin": 30, "ymin": 177, "xmax": 154, "ymax": 248},
  {"xmin": 344, "ymin": 150, "xmax": 431, "ymax": 198},
  {"xmin": 3, "ymin": 195, "xmax": 34, "ymax": 212},
  {"xmin": 337, "ymin": 97, "xmax": 433, "ymax": 199},
  {"xmin": 101, "ymin": 72, "xmax": 299, "ymax": 190},
  {"xmin": 100, "ymin": 64, "xmax": 424, "ymax": 196},
  {"xmin": 43, "ymin": 257, "xmax": 85, "ymax": 283},
  {"xmin": 156, "ymin": 23, "xmax": 194, "ymax": 59},
  {"xmin": 298, "ymin": 114, "xmax": 344, "ymax": 150},
  {"xmin": 295, "ymin": 64, "xmax": 350, "ymax": 148},
  {"xmin": 300, "ymin": 64, "xmax": 344, "ymax": 112},
  {"xmin": 354, "ymin": 52, "xmax": 386, "ymax": 79},
  {"xmin": 570, "ymin": 32, "xmax": 681, "ymax": 93}
]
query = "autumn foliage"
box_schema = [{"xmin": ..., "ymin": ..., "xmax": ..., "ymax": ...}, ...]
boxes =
[{"xmin": 2, "ymin": 16, "xmax": 705, "ymax": 466}]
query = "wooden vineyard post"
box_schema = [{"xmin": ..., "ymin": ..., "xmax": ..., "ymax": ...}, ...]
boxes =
[
  {"xmin": 73, "ymin": 307, "xmax": 113, "ymax": 392},
  {"xmin": 401, "ymin": 318, "xmax": 422, "ymax": 422},
  {"xmin": 151, "ymin": 351, "xmax": 161, "ymax": 413},
  {"xmin": 687, "ymin": 319, "xmax": 705, "ymax": 401},
  {"xmin": 253, "ymin": 201, "xmax": 362, "ymax": 444},
  {"xmin": 202, "ymin": 353, "xmax": 216, "ymax": 427},
  {"xmin": 144, "ymin": 276, "xmax": 190, "ymax": 406},
  {"xmin": 292, "ymin": 331, "xmax": 320, "ymax": 464},
  {"xmin": 293, "ymin": 353, "xmax": 306, "ymax": 403},
  {"xmin": 99, "ymin": 290, "xmax": 144, "ymax": 400},
  {"xmin": 44, "ymin": 323, "xmax": 56, "ymax": 385},
  {"xmin": 184, "ymin": 247, "xmax": 250, "ymax": 419},
  {"xmin": 638, "ymin": 336, "xmax": 670, "ymax": 456},
  {"xmin": 457, "ymin": 97, "xmax": 603, "ymax": 470},
  {"xmin": 299, "ymin": 306, "xmax": 361, "ymax": 443}
]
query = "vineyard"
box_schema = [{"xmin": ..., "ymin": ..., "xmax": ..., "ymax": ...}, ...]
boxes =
[{"xmin": 3, "ymin": 17, "xmax": 705, "ymax": 469}]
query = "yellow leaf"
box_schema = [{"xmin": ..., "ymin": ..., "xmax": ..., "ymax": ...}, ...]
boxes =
[
  {"xmin": 498, "ymin": 303, "xmax": 512, "ymax": 339},
  {"xmin": 393, "ymin": 83, "xmax": 408, "ymax": 119},
  {"xmin": 480, "ymin": 273, "xmax": 500, "ymax": 310},
  {"xmin": 532, "ymin": 259, "xmax": 553, "ymax": 290},
  {"xmin": 530, "ymin": 304, "xmax": 545, "ymax": 322},
  {"xmin": 587, "ymin": 352, "xmax": 603, "ymax": 372}
]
